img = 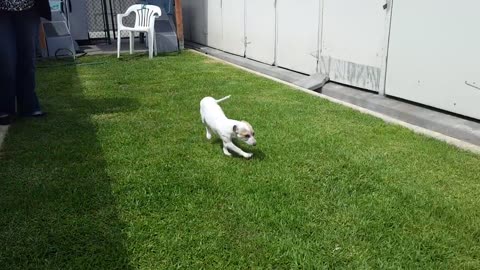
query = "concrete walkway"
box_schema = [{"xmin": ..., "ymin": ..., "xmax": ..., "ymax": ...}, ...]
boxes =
[{"xmin": 187, "ymin": 42, "xmax": 480, "ymax": 153}]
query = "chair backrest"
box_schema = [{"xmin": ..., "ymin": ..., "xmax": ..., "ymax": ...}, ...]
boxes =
[
  {"xmin": 125, "ymin": 4, "xmax": 162, "ymax": 28},
  {"xmin": 143, "ymin": 0, "xmax": 174, "ymax": 15}
]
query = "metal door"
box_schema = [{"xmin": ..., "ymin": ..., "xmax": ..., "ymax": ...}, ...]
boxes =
[
  {"xmin": 386, "ymin": 0, "xmax": 480, "ymax": 119},
  {"xmin": 276, "ymin": 0, "xmax": 321, "ymax": 75},
  {"xmin": 319, "ymin": 0, "xmax": 391, "ymax": 92},
  {"xmin": 245, "ymin": 0, "xmax": 276, "ymax": 65},
  {"xmin": 221, "ymin": 0, "xmax": 245, "ymax": 56},
  {"xmin": 206, "ymin": 0, "xmax": 223, "ymax": 49}
]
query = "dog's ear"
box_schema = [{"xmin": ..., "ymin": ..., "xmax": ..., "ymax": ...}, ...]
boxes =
[{"xmin": 233, "ymin": 125, "xmax": 238, "ymax": 133}]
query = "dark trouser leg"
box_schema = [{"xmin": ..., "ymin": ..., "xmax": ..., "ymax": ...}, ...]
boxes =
[
  {"xmin": 0, "ymin": 14, "xmax": 17, "ymax": 115},
  {"xmin": 14, "ymin": 10, "xmax": 42, "ymax": 115}
]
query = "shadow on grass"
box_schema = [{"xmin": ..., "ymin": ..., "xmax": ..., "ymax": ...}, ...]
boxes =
[
  {"xmin": 116, "ymin": 51, "xmax": 180, "ymax": 63},
  {"xmin": 0, "ymin": 63, "xmax": 137, "ymax": 269}
]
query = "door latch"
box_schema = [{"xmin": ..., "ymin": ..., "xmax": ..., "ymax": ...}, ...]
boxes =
[{"xmin": 465, "ymin": 81, "xmax": 480, "ymax": 90}]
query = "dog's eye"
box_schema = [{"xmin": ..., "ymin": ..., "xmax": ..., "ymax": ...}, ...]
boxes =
[{"xmin": 245, "ymin": 135, "xmax": 251, "ymax": 138}]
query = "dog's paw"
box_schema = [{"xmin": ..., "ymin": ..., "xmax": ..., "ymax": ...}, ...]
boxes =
[
  {"xmin": 244, "ymin": 153, "xmax": 253, "ymax": 159},
  {"xmin": 223, "ymin": 148, "xmax": 232, "ymax": 156},
  {"xmin": 206, "ymin": 133, "xmax": 212, "ymax": 140}
]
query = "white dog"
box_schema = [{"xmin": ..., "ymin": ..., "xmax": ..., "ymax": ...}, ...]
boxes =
[{"xmin": 200, "ymin": 96, "xmax": 256, "ymax": 159}]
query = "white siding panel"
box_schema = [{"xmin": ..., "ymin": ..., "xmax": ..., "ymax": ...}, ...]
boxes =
[
  {"xmin": 245, "ymin": 0, "xmax": 276, "ymax": 65},
  {"xmin": 319, "ymin": 0, "xmax": 388, "ymax": 92},
  {"xmin": 222, "ymin": 0, "xmax": 245, "ymax": 56},
  {"xmin": 386, "ymin": 0, "xmax": 480, "ymax": 119},
  {"xmin": 276, "ymin": 0, "xmax": 320, "ymax": 75},
  {"xmin": 206, "ymin": 0, "xmax": 223, "ymax": 49}
]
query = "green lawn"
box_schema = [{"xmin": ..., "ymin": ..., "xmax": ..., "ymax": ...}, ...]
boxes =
[{"xmin": 1, "ymin": 52, "xmax": 479, "ymax": 269}]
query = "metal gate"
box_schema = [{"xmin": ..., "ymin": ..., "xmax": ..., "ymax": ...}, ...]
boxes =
[{"xmin": 84, "ymin": 0, "xmax": 137, "ymax": 43}]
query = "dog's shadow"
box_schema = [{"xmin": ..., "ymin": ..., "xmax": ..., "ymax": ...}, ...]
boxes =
[{"xmin": 211, "ymin": 138, "xmax": 266, "ymax": 160}]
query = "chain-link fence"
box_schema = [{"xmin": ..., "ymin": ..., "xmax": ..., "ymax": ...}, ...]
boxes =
[
  {"xmin": 84, "ymin": 0, "xmax": 137, "ymax": 43},
  {"xmin": 84, "ymin": 0, "xmax": 173, "ymax": 44}
]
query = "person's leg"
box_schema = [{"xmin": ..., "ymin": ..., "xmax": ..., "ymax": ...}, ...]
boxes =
[
  {"xmin": 0, "ymin": 13, "xmax": 17, "ymax": 121},
  {"xmin": 13, "ymin": 10, "xmax": 43, "ymax": 116}
]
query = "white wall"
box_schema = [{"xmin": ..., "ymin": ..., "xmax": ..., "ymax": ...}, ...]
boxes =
[{"xmin": 385, "ymin": 0, "xmax": 480, "ymax": 119}]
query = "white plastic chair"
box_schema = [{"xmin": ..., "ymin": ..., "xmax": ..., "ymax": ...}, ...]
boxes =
[{"xmin": 117, "ymin": 4, "xmax": 162, "ymax": 59}]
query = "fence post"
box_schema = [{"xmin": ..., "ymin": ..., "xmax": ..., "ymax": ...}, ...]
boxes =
[
  {"xmin": 101, "ymin": 0, "xmax": 111, "ymax": 44},
  {"xmin": 174, "ymin": 0, "xmax": 184, "ymax": 50}
]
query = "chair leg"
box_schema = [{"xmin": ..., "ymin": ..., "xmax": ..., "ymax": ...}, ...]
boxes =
[
  {"xmin": 148, "ymin": 31, "xmax": 154, "ymax": 59},
  {"xmin": 129, "ymin": 31, "xmax": 134, "ymax": 55},
  {"xmin": 117, "ymin": 30, "xmax": 121, "ymax": 58},
  {"xmin": 153, "ymin": 32, "xmax": 157, "ymax": 56}
]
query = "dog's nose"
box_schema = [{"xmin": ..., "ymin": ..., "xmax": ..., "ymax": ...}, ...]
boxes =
[{"xmin": 252, "ymin": 142, "xmax": 257, "ymax": 146}]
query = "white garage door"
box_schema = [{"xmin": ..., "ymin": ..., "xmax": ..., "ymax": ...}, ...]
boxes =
[
  {"xmin": 206, "ymin": 0, "xmax": 223, "ymax": 49},
  {"xmin": 386, "ymin": 0, "xmax": 480, "ymax": 119},
  {"xmin": 319, "ymin": 0, "xmax": 390, "ymax": 92},
  {"xmin": 245, "ymin": 0, "xmax": 276, "ymax": 65},
  {"xmin": 276, "ymin": 0, "xmax": 321, "ymax": 75},
  {"xmin": 221, "ymin": 0, "xmax": 245, "ymax": 56}
]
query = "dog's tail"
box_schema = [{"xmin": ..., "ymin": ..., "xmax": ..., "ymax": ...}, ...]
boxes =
[{"xmin": 215, "ymin": 95, "xmax": 231, "ymax": 103}]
